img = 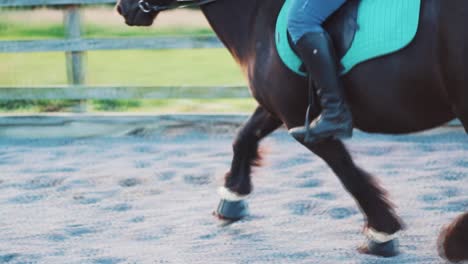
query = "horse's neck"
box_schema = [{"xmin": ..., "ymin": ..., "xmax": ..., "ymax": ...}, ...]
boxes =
[{"xmin": 201, "ymin": 0, "xmax": 280, "ymax": 64}]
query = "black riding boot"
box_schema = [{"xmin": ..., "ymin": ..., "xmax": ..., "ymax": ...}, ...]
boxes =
[{"xmin": 289, "ymin": 32, "xmax": 353, "ymax": 143}]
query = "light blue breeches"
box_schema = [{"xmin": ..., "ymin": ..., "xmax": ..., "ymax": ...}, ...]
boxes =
[{"xmin": 287, "ymin": 0, "xmax": 347, "ymax": 43}]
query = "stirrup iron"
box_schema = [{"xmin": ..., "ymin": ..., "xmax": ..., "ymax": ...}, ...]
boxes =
[{"xmin": 303, "ymin": 79, "xmax": 316, "ymax": 143}]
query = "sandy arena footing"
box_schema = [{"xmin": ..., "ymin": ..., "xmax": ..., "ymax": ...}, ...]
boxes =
[{"xmin": 0, "ymin": 114, "xmax": 466, "ymax": 263}]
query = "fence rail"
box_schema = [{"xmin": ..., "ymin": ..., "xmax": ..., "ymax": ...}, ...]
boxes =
[
  {"xmin": 0, "ymin": 86, "xmax": 250, "ymax": 100},
  {"xmin": 0, "ymin": 37, "xmax": 222, "ymax": 53},
  {"xmin": 0, "ymin": 0, "xmax": 115, "ymax": 7}
]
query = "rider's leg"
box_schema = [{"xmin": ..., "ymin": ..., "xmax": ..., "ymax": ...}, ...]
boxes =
[{"xmin": 287, "ymin": 0, "xmax": 353, "ymax": 143}]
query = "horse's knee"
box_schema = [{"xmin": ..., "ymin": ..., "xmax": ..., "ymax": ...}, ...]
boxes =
[
  {"xmin": 233, "ymin": 133, "xmax": 256, "ymax": 151},
  {"xmin": 232, "ymin": 130, "xmax": 260, "ymax": 160}
]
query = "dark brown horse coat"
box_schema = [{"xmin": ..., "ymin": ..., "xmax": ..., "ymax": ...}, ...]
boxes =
[
  {"xmin": 117, "ymin": 0, "xmax": 467, "ymax": 257},
  {"xmin": 438, "ymin": 212, "xmax": 468, "ymax": 262}
]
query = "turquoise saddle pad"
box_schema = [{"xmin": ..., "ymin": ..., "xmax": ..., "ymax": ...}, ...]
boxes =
[{"xmin": 276, "ymin": 0, "xmax": 421, "ymax": 76}]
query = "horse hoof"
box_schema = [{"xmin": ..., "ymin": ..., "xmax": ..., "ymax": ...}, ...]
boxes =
[
  {"xmin": 215, "ymin": 198, "xmax": 249, "ymax": 221},
  {"xmin": 358, "ymin": 239, "xmax": 399, "ymax": 258},
  {"xmin": 215, "ymin": 186, "xmax": 249, "ymax": 221}
]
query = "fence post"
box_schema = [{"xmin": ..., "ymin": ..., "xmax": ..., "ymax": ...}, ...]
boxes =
[{"xmin": 64, "ymin": 5, "xmax": 87, "ymax": 112}]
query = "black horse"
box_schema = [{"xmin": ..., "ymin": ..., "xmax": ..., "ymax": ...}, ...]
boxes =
[{"xmin": 116, "ymin": 0, "xmax": 468, "ymax": 257}]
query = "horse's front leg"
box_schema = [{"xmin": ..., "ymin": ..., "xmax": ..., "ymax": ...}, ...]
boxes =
[
  {"xmin": 215, "ymin": 106, "xmax": 282, "ymax": 220},
  {"xmin": 301, "ymin": 138, "xmax": 404, "ymax": 257}
]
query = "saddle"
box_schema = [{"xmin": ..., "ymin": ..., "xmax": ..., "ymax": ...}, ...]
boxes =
[
  {"xmin": 276, "ymin": 0, "xmax": 421, "ymax": 75},
  {"xmin": 324, "ymin": 0, "xmax": 360, "ymax": 62}
]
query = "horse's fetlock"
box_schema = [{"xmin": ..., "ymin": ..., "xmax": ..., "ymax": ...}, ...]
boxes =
[
  {"xmin": 368, "ymin": 210, "xmax": 404, "ymax": 235},
  {"xmin": 224, "ymin": 183, "xmax": 252, "ymax": 196}
]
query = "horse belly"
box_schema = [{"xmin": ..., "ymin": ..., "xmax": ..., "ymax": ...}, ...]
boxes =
[{"xmin": 345, "ymin": 71, "xmax": 453, "ymax": 134}]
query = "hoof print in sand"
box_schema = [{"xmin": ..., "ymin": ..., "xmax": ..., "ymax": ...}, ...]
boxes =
[
  {"xmin": 445, "ymin": 200, "xmax": 468, "ymax": 213},
  {"xmin": 442, "ymin": 187, "xmax": 460, "ymax": 198},
  {"xmin": 119, "ymin": 178, "xmax": 141, "ymax": 187},
  {"xmin": 64, "ymin": 224, "xmax": 97, "ymax": 237},
  {"xmin": 275, "ymin": 157, "xmax": 310, "ymax": 169},
  {"xmin": 184, "ymin": 174, "xmax": 211, "ymax": 186},
  {"xmin": 134, "ymin": 227, "xmax": 172, "ymax": 241},
  {"xmin": 157, "ymin": 171, "xmax": 176, "ymax": 181},
  {"xmin": 133, "ymin": 145, "xmax": 155, "ymax": 153},
  {"xmin": 23, "ymin": 176, "xmax": 64, "ymax": 190},
  {"xmin": 92, "ymin": 257, "xmax": 125, "ymax": 264},
  {"xmin": 327, "ymin": 207, "xmax": 358, "ymax": 220},
  {"xmin": 134, "ymin": 161, "xmax": 151, "ymax": 169},
  {"xmin": 366, "ymin": 147, "xmax": 393, "ymax": 156},
  {"xmin": 419, "ymin": 193, "xmax": 441, "ymax": 204},
  {"xmin": 455, "ymin": 159, "xmax": 468, "ymax": 168},
  {"xmin": 198, "ymin": 232, "xmax": 218, "ymax": 240},
  {"xmin": 312, "ymin": 192, "xmax": 336, "ymax": 201},
  {"xmin": 57, "ymin": 179, "xmax": 92, "ymax": 192},
  {"xmin": 441, "ymin": 171, "xmax": 466, "ymax": 181},
  {"xmin": 177, "ymin": 161, "xmax": 200, "ymax": 169},
  {"xmin": 297, "ymin": 179, "xmax": 322, "ymax": 188},
  {"xmin": 9, "ymin": 194, "xmax": 45, "ymax": 204},
  {"xmin": 46, "ymin": 233, "xmax": 68, "ymax": 242},
  {"xmin": 73, "ymin": 195, "xmax": 100, "ymax": 205},
  {"xmin": 0, "ymin": 254, "xmax": 20, "ymax": 263},
  {"xmin": 73, "ymin": 190, "xmax": 115, "ymax": 205},
  {"xmin": 105, "ymin": 203, "xmax": 132, "ymax": 212},
  {"xmin": 287, "ymin": 200, "xmax": 317, "ymax": 216},
  {"xmin": 129, "ymin": 216, "xmax": 145, "ymax": 223}
]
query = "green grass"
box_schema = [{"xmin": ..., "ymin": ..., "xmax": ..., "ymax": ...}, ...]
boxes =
[
  {"xmin": 0, "ymin": 49, "xmax": 253, "ymax": 113},
  {"xmin": 0, "ymin": 9, "xmax": 214, "ymax": 40},
  {"xmin": 0, "ymin": 22, "xmax": 65, "ymax": 40},
  {"xmin": 0, "ymin": 49, "xmax": 244, "ymax": 86},
  {"xmin": 87, "ymin": 49, "xmax": 244, "ymax": 86},
  {"xmin": 0, "ymin": 9, "xmax": 256, "ymax": 113}
]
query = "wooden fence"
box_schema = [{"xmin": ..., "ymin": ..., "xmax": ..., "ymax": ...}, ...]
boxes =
[{"xmin": 0, "ymin": 0, "xmax": 250, "ymax": 110}]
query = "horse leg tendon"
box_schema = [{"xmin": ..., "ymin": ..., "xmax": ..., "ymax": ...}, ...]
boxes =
[
  {"xmin": 301, "ymin": 139, "xmax": 404, "ymax": 234},
  {"xmin": 224, "ymin": 106, "xmax": 282, "ymax": 195}
]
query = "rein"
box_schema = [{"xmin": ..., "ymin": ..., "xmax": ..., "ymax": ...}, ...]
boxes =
[{"xmin": 138, "ymin": 0, "xmax": 217, "ymax": 13}]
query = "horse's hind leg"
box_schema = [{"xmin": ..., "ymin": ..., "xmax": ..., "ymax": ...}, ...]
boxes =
[
  {"xmin": 438, "ymin": 212, "xmax": 468, "ymax": 262},
  {"xmin": 452, "ymin": 99, "xmax": 468, "ymax": 133},
  {"xmin": 215, "ymin": 106, "xmax": 282, "ymax": 220},
  {"xmin": 301, "ymin": 139, "xmax": 404, "ymax": 257},
  {"xmin": 442, "ymin": 80, "xmax": 468, "ymax": 132}
]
